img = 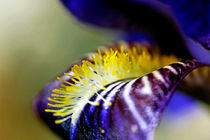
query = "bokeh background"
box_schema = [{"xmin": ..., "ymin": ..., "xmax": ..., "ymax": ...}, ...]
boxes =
[{"xmin": 0, "ymin": 0, "xmax": 210, "ymax": 140}]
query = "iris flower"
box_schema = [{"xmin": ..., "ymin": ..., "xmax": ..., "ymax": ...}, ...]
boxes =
[{"xmin": 33, "ymin": 0, "xmax": 210, "ymax": 139}]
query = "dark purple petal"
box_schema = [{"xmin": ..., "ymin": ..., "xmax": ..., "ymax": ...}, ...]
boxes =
[
  {"xmin": 61, "ymin": 0, "xmax": 210, "ymax": 64},
  {"xmin": 119, "ymin": 31, "xmax": 155, "ymax": 45},
  {"xmin": 60, "ymin": 0, "xmax": 191, "ymax": 59},
  {"xmin": 159, "ymin": 0, "xmax": 210, "ymax": 49},
  {"xmin": 156, "ymin": 0, "xmax": 210, "ymax": 64}
]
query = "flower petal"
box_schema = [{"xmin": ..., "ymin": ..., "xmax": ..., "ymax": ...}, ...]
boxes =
[
  {"xmin": 61, "ymin": 0, "xmax": 210, "ymax": 64},
  {"xmin": 33, "ymin": 42, "xmax": 205, "ymax": 139},
  {"xmin": 72, "ymin": 59, "xmax": 203, "ymax": 139},
  {"xmin": 60, "ymin": 0, "xmax": 191, "ymax": 59},
  {"xmin": 159, "ymin": 0, "xmax": 210, "ymax": 50},
  {"xmin": 157, "ymin": 0, "xmax": 210, "ymax": 64}
]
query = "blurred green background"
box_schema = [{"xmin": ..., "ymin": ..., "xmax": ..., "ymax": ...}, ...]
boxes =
[{"xmin": 0, "ymin": 0, "xmax": 210, "ymax": 140}]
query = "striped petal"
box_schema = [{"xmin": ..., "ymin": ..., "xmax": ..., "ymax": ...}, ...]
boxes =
[
  {"xmin": 33, "ymin": 42, "xmax": 206, "ymax": 139},
  {"xmin": 72, "ymin": 60, "xmax": 203, "ymax": 140}
]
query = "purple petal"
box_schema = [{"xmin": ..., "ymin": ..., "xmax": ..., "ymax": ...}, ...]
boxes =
[
  {"xmin": 156, "ymin": 0, "xmax": 210, "ymax": 64},
  {"xmin": 159, "ymin": 0, "xmax": 210, "ymax": 49},
  {"xmin": 60, "ymin": 0, "xmax": 191, "ymax": 59},
  {"xmin": 71, "ymin": 60, "xmax": 203, "ymax": 139},
  {"xmin": 61, "ymin": 0, "xmax": 210, "ymax": 64},
  {"xmin": 33, "ymin": 40, "xmax": 206, "ymax": 139}
]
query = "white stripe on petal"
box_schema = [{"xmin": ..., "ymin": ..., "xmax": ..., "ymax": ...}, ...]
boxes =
[
  {"xmin": 141, "ymin": 76, "xmax": 152, "ymax": 95},
  {"xmin": 123, "ymin": 79, "xmax": 148, "ymax": 130},
  {"xmin": 164, "ymin": 66, "xmax": 178, "ymax": 75},
  {"xmin": 94, "ymin": 82, "xmax": 122, "ymax": 103},
  {"xmin": 103, "ymin": 82, "xmax": 126, "ymax": 110}
]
